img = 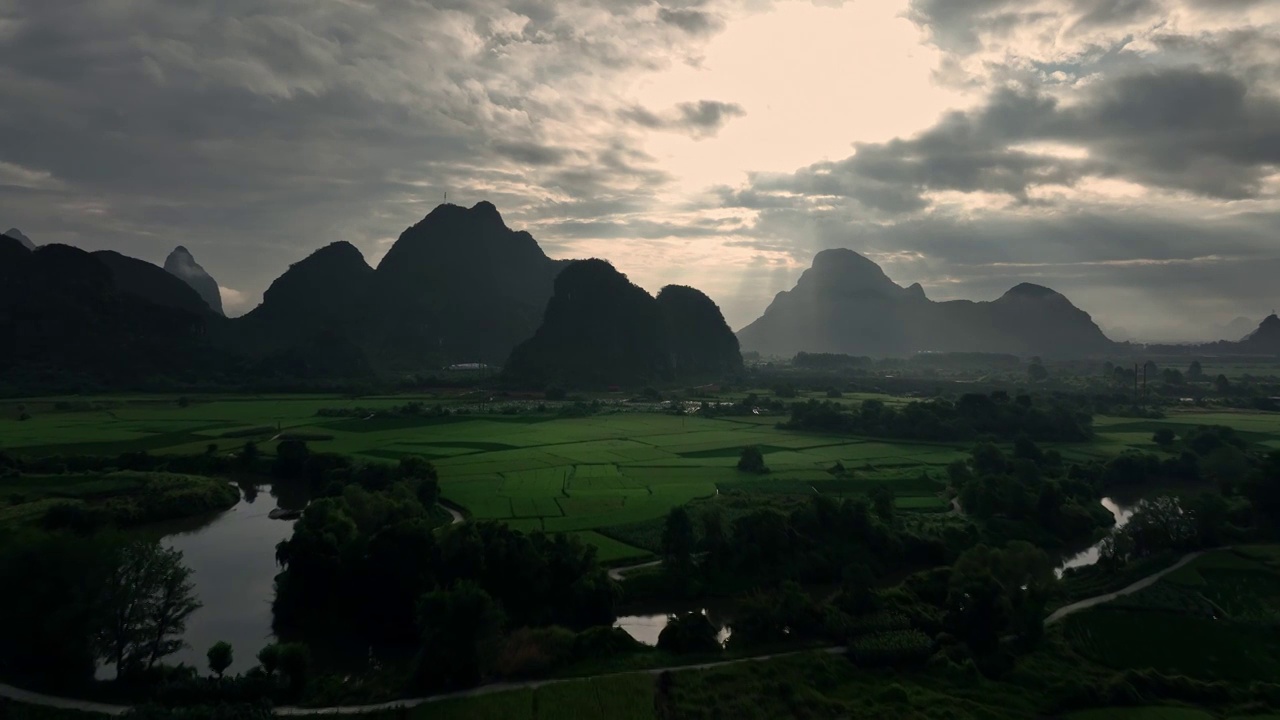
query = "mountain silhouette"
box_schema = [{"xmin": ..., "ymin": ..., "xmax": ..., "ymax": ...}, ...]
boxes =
[
  {"xmin": 94, "ymin": 250, "xmax": 215, "ymax": 317},
  {"xmin": 364, "ymin": 201, "xmax": 570, "ymax": 368},
  {"xmin": 0, "ymin": 244, "xmax": 211, "ymax": 385},
  {"xmin": 737, "ymin": 248, "xmax": 1114, "ymax": 358},
  {"xmin": 164, "ymin": 246, "xmax": 224, "ymax": 315},
  {"xmin": 1238, "ymin": 314, "xmax": 1280, "ymax": 353},
  {"xmin": 3, "ymin": 228, "xmax": 34, "ymax": 250},
  {"xmin": 505, "ymin": 260, "xmax": 741, "ymax": 386}
]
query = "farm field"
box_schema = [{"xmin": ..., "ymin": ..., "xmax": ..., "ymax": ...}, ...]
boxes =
[
  {"xmin": 3, "ymin": 395, "xmax": 1277, "ymax": 561},
  {"xmin": 1061, "ymin": 546, "xmax": 1280, "ymax": 682}
]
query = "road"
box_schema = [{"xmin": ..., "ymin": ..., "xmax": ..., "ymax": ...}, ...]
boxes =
[
  {"xmin": 1044, "ymin": 549, "xmax": 1207, "ymax": 625},
  {"xmin": 1, "ymin": 648, "xmax": 846, "ymax": 718}
]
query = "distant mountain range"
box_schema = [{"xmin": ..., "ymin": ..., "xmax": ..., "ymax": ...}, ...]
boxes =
[
  {"xmin": 737, "ymin": 248, "xmax": 1115, "ymax": 358},
  {"xmin": 2, "ymin": 208, "xmax": 1276, "ymax": 390}
]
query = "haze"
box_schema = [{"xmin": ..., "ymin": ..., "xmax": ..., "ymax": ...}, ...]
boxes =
[{"xmin": 1, "ymin": 0, "xmax": 1277, "ymax": 342}]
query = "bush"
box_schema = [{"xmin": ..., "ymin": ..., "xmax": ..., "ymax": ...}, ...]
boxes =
[
  {"xmin": 658, "ymin": 612, "xmax": 722, "ymax": 655},
  {"xmin": 848, "ymin": 630, "xmax": 933, "ymax": 667},
  {"xmin": 737, "ymin": 446, "xmax": 769, "ymax": 474},
  {"xmin": 493, "ymin": 626, "xmax": 576, "ymax": 678}
]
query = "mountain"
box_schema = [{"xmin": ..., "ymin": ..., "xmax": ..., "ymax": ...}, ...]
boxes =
[
  {"xmin": 656, "ymin": 285, "xmax": 743, "ymax": 376},
  {"xmin": 1238, "ymin": 314, "xmax": 1280, "ymax": 353},
  {"xmin": 505, "ymin": 260, "xmax": 742, "ymax": 386},
  {"xmin": 1224, "ymin": 316, "xmax": 1259, "ymax": 342},
  {"xmin": 3, "ymin": 228, "xmax": 34, "ymax": 250},
  {"xmin": 505, "ymin": 259, "xmax": 669, "ymax": 386},
  {"xmin": 366, "ymin": 201, "xmax": 570, "ymax": 367},
  {"xmin": 737, "ymin": 248, "xmax": 1114, "ymax": 358},
  {"xmin": 237, "ymin": 241, "xmax": 373, "ymax": 352},
  {"xmin": 93, "ymin": 251, "xmax": 215, "ymax": 317},
  {"xmin": 164, "ymin": 246, "xmax": 224, "ymax": 315},
  {"xmin": 0, "ymin": 245, "xmax": 211, "ymax": 385}
]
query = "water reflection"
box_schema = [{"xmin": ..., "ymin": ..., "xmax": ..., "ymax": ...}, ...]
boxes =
[
  {"xmin": 1055, "ymin": 497, "xmax": 1138, "ymax": 577},
  {"xmin": 614, "ymin": 607, "xmax": 733, "ymax": 647},
  {"xmin": 96, "ymin": 483, "xmax": 307, "ymax": 678}
]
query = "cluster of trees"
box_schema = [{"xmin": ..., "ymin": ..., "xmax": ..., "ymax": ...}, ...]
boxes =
[
  {"xmin": 947, "ymin": 441, "xmax": 1112, "ymax": 548},
  {"xmin": 653, "ymin": 493, "xmax": 972, "ymax": 599},
  {"xmin": 784, "ymin": 392, "xmax": 1094, "ymax": 442},
  {"xmin": 0, "ymin": 531, "xmax": 203, "ymax": 687},
  {"xmin": 272, "ymin": 479, "xmax": 616, "ymax": 690}
]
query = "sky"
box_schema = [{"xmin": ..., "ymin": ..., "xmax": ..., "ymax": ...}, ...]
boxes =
[{"xmin": 1, "ymin": 0, "xmax": 1278, "ymax": 341}]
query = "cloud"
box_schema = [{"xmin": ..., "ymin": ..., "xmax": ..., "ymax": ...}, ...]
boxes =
[
  {"xmin": 725, "ymin": 65, "xmax": 1280, "ymax": 218},
  {"xmin": 218, "ymin": 285, "xmax": 254, "ymax": 317},
  {"xmin": 618, "ymin": 100, "xmax": 746, "ymax": 138},
  {"xmin": 658, "ymin": 8, "xmax": 723, "ymax": 35}
]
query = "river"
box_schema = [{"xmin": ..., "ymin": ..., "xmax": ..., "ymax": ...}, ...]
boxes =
[
  {"xmin": 1055, "ymin": 496, "xmax": 1139, "ymax": 577},
  {"xmin": 96, "ymin": 483, "xmax": 307, "ymax": 679},
  {"xmin": 614, "ymin": 605, "xmax": 734, "ymax": 647}
]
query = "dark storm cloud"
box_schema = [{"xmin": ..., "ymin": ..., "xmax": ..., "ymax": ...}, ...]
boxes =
[
  {"xmin": 0, "ymin": 0, "xmax": 730, "ymax": 311},
  {"xmin": 658, "ymin": 8, "xmax": 723, "ymax": 35},
  {"xmin": 618, "ymin": 100, "xmax": 746, "ymax": 137}
]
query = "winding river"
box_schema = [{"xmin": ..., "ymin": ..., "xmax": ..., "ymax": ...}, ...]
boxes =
[
  {"xmin": 1055, "ymin": 497, "xmax": 1139, "ymax": 577},
  {"xmin": 96, "ymin": 484, "xmax": 307, "ymax": 679}
]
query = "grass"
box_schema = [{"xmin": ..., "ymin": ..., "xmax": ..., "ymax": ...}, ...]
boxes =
[
  {"xmin": 1065, "ymin": 709, "xmax": 1215, "ymax": 720},
  {"xmin": 1062, "ymin": 547, "xmax": 1280, "ymax": 683},
  {"xmin": 3, "ymin": 394, "xmax": 1278, "ymax": 560}
]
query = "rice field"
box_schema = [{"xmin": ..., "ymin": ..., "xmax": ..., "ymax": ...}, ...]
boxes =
[
  {"xmin": 1062, "ymin": 546, "xmax": 1280, "ymax": 682},
  {"xmin": 3, "ymin": 394, "xmax": 1276, "ymax": 562}
]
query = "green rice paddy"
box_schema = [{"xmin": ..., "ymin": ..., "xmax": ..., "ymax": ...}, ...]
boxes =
[{"xmin": 3, "ymin": 395, "xmax": 1277, "ymax": 562}]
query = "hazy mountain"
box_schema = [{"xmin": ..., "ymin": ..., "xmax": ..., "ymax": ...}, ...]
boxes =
[
  {"xmin": 1223, "ymin": 316, "xmax": 1259, "ymax": 342},
  {"xmin": 737, "ymin": 248, "xmax": 1114, "ymax": 358},
  {"xmin": 364, "ymin": 201, "xmax": 570, "ymax": 368},
  {"xmin": 3, "ymin": 228, "xmax": 34, "ymax": 250},
  {"xmin": 505, "ymin": 260, "xmax": 742, "ymax": 386},
  {"xmin": 1238, "ymin": 314, "xmax": 1280, "ymax": 353},
  {"xmin": 164, "ymin": 246, "xmax": 224, "ymax": 316},
  {"xmin": 93, "ymin": 250, "xmax": 215, "ymax": 317}
]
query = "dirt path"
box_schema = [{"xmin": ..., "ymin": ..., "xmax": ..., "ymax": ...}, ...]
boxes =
[
  {"xmin": 1, "ymin": 648, "xmax": 845, "ymax": 717},
  {"xmin": 607, "ymin": 559, "xmax": 662, "ymax": 581},
  {"xmin": 1044, "ymin": 550, "xmax": 1207, "ymax": 625}
]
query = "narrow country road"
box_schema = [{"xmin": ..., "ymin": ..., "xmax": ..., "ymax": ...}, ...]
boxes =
[
  {"xmin": 1044, "ymin": 549, "xmax": 1207, "ymax": 625},
  {"xmin": 607, "ymin": 559, "xmax": 661, "ymax": 581},
  {"xmin": 442, "ymin": 503, "xmax": 464, "ymax": 525},
  {"xmin": 1, "ymin": 648, "xmax": 845, "ymax": 718}
]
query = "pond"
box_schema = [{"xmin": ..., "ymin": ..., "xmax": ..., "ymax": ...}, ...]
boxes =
[
  {"xmin": 1055, "ymin": 497, "xmax": 1138, "ymax": 577},
  {"xmin": 614, "ymin": 606, "xmax": 734, "ymax": 647},
  {"xmin": 96, "ymin": 482, "xmax": 308, "ymax": 679}
]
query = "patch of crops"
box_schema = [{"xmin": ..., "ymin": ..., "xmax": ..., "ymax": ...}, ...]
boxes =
[
  {"xmin": 1063, "ymin": 608, "xmax": 1280, "ymax": 681},
  {"xmin": 1065, "ymin": 708, "xmax": 1214, "ymax": 720},
  {"xmin": 847, "ymin": 629, "xmax": 933, "ymax": 666}
]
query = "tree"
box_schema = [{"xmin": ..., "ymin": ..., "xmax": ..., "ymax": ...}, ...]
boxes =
[
  {"xmin": 1161, "ymin": 368, "xmax": 1184, "ymax": 385},
  {"xmin": 415, "ymin": 581, "xmax": 506, "ymax": 690},
  {"xmin": 737, "ymin": 445, "xmax": 768, "ymax": 474},
  {"xmin": 1215, "ymin": 374, "xmax": 1231, "ymax": 394},
  {"xmin": 868, "ymin": 484, "xmax": 895, "ymax": 523},
  {"xmin": 658, "ymin": 611, "xmax": 721, "ymax": 654},
  {"xmin": 1152, "ymin": 428, "xmax": 1176, "ymax": 449},
  {"xmin": 1028, "ymin": 357, "xmax": 1049, "ymax": 382},
  {"xmin": 96, "ymin": 541, "xmax": 202, "ymax": 679},
  {"xmin": 206, "ymin": 641, "xmax": 233, "ymax": 678},
  {"xmin": 1187, "ymin": 360, "xmax": 1205, "ymax": 381},
  {"xmin": 661, "ymin": 507, "xmax": 696, "ymax": 576}
]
